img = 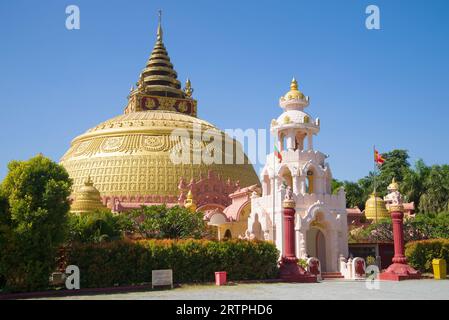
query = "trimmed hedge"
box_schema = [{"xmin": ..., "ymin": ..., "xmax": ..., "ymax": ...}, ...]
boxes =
[
  {"xmin": 405, "ymin": 239, "xmax": 449, "ymax": 273},
  {"xmin": 65, "ymin": 239, "xmax": 279, "ymax": 288}
]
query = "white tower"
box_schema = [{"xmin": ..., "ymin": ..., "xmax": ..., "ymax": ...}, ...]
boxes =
[{"xmin": 247, "ymin": 78, "xmax": 348, "ymax": 272}]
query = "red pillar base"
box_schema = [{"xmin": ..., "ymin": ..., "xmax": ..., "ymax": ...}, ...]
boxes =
[
  {"xmin": 279, "ymin": 258, "xmax": 317, "ymax": 283},
  {"xmin": 378, "ymin": 263, "xmax": 421, "ymax": 281}
]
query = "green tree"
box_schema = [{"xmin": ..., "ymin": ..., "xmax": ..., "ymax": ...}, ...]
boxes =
[
  {"xmin": 0, "ymin": 155, "xmax": 72, "ymax": 292},
  {"xmin": 373, "ymin": 149, "xmax": 411, "ymax": 198},
  {"xmin": 331, "ymin": 179, "xmax": 343, "ymax": 194},
  {"xmin": 401, "ymin": 159, "xmax": 430, "ymax": 208},
  {"xmin": 342, "ymin": 181, "xmax": 365, "ymax": 209},
  {"xmin": 419, "ymin": 165, "xmax": 449, "ymax": 213}
]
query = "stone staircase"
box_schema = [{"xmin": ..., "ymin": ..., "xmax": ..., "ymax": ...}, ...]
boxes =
[{"xmin": 321, "ymin": 272, "xmax": 345, "ymax": 280}]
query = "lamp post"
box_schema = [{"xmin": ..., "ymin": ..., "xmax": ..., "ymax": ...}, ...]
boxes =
[{"xmin": 379, "ymin": 179, "xmax": 421, "ymax": 281}]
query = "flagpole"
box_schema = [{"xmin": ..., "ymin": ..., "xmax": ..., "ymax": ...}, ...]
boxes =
[
  {"xmin": 374, "ymin": 145, "xmax": 379, "ymax": 266},
  {"xmin": 272, "ymin": 129, "xmax": 277, "ymax": 244},
  {"xmin": 373, "ymin": 145, "xmax": 378, "ymax": 224}
]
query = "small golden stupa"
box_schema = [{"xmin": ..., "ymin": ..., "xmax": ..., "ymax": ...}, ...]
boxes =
[
  {"xmin": 364, "ymin": 192, "xmax": 389, "ymax": 222},
  {"xmin": 70, "ymin": 176, "xmax": 107, "ymax": 214},
  {"xmin": 184, "ymin": 190, "xmax": 197, "ymax": 212}
]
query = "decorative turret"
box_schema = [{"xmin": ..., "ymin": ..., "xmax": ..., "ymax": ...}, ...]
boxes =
[
  {"xmin": 271, "ymin": 78, "xmax": 319, "ymax": 152},
  {"xmin": 184, "ymin": 190, "xmax": 197, "ymax": 212},
  {"xmin": 70, "ymin": 176, "xmax": 107, "ymax": 214},
  {"xmin": 124, "ymin": 11, "xmax": 197, "ymax": 116},
  {"xmin": 384, "ymin": 178, "xmax": 404, "ymax": 212},
  {"xmin": 387, "ymin": 178, "xmax": 399, "ymax": 192}
]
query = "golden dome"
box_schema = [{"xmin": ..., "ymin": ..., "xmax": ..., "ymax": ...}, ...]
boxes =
[
  {"xmin": 61, "ymin": 111, "xmax": 259, "ymax": 199},
  {"xmin": 60, "ymin": 15, "xmax": 259, "ymax": 202},
  {"xmin": 364, "ymin": 193, "xmax": 390, "ymax": 222},
  {"xmin": 281, "ymin": 78, "xmax": 305, "ymax": 101},
  {"xmin": 70, "ymin": 176, "xmax": 107, "ymax": 214}
]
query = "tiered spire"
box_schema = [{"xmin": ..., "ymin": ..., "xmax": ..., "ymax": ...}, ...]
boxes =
[
  {"xmin": 138, "ymin": 10, "xmax": 187, "ymax": 99},
  {"xmin": 124, "ymin": 11, "xmax": 197, "ymax": 116}
]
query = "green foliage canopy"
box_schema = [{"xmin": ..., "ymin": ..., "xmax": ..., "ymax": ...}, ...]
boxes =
[{"xmin": 0, "ymin": 155, "xmax": 72, "ymax": 292}]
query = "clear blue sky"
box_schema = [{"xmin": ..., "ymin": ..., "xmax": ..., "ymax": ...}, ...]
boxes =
[{"xmin": 0, "ymin": 0, "xmax": 448, "ymax": 182}]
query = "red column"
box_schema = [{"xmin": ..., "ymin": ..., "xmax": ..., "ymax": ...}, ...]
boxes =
[
  {"xmin": 379, "ymin": 207, "xmax": 421, "ymax": 281},
  {"xmin": 278, "ymin": 199, "xmax": 316, "ymax": 283},
  {"xmin": 391, "ymin": 211, "xmax": 407, "ymax": 264},
  {"xmin": 282, "ymin": 206, "xmax": 296, "ymax": 261}
]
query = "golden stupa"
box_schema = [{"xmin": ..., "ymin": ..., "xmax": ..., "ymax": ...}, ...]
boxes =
[
  {"xmin": 70, "ymin": 176, "xmax": 107, "ymax": 214},
  {"xmin": 60, "ymin": 13, "xmax": 259, "ymax": 200},
  {"xmin": 364, "ymin": 192, "xmax": 390, "ymax": 222},
  {"xmin": 184, "ymin": 190, "xmax": 197, "ymax": 213}
]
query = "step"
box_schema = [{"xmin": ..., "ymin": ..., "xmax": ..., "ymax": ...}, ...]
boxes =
[{"xmin": 321, "ymin": 272, "xmax": 344, "ymax": 279}]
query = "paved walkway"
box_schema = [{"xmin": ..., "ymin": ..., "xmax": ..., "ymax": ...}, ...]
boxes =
[{"xmin": 37, "ymin": 280, "xmax": 449, "ymax": 300}]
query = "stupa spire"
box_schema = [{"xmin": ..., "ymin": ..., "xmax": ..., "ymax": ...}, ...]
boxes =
[
  {"xmin": 136, "ymin": 10, "xmax": 185, "ymax": 98},
  {"xmin": 123, "ymin": 11, "xmax": 198, "ymax": 116}
]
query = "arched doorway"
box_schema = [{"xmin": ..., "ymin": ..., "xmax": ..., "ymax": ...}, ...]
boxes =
[
  {"xmin": 306, "ymin": 227, "xmax": 327, "ymax": 272},
  {"xmin": 224, "ymin": 229, "xmax": 232, "ymax": 240}
]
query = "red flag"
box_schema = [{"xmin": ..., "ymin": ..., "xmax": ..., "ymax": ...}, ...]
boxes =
[
  {"xmin": 274, "ymin": 145, "xmax": 282, "ymax": 162},
  {"xmin": 374, "ymin": 149, "xmax": 385, "ymax": 165}
]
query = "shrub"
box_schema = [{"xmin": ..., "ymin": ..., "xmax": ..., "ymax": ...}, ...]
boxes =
[
  {"xmin": 67, "ymin": 210, "xmax": 126, "ymax": 244},
  {"xmin": 123, "ymin": 205, "xmax": 210, "ymax": 239},
  {"xmin": 65, "ymin": 239, "xmax": 279, "ymax": 288},
  {"xmin": 297, "ymin": 258, "xmax": 308, "ymax": 269},
  {"xmin": 405, "ymin": 239, "xmax": 449, "ymax": 272}
]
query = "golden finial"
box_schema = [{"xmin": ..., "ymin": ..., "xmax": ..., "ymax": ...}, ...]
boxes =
[
  {"xmin": 388, "ymin": 178, "xmax": 399, "ymax": 191},
  {"xmin": 157, "ymin": 9, "xmax": 163, "ymax": 42},
  {"xmin": 184, "ymin": 78, "xmax": 194, "ymax": 97},
  {"xmin": 281, "ymin": 77, "xmax": 305, "ymax": 101},
  {"xmin": 290, "ymin": 77, "xmax": 298, "ymax": 90},
  {"xmin": 184, "ymin": 190, "xmax": 197, "ymax": 212}
]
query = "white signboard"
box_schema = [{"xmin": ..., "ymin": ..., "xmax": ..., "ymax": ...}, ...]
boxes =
[{"xmin": 152, "ymin": 269, "xmax": 173, "ymax": 289}]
